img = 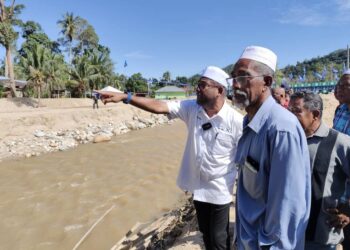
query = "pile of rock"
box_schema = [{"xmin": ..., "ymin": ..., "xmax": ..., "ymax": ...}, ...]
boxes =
[
  {"xmin": 111, "ymin": 196, "xmax": 197, "ymax": 250},
  {"xmin": 0, "ymin": 114, "xmax": 171, "ymax": 162}
]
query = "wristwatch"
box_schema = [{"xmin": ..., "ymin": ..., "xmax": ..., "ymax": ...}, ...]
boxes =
[{"xmin": 123, "ymin": 92, "xmax": 132, "ymax": 104}]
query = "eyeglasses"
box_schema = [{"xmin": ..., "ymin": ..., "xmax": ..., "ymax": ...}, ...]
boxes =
[
  {"xmin": 197, "ymin": 82, "xmax": 219, "ymax": 90},
  {"xmin": 226, "ymin": 75, "xmax": 265, "ymax": 86}
]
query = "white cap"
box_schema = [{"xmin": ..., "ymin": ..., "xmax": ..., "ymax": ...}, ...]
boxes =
[
  {"xmin": 239, "ymin": 45, "xmax": 277, "ymax": 72},
  {"xmin": 201, "ymin": 66, "xmax": 229, "ymax": 87},
  {"xmin": 343, "ymin": 69, "xmax": 350, "ymax": 75}
]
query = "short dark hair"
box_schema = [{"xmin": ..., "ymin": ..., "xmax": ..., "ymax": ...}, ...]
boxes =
[{"xmin": 290, "ymin": 90, "xmax": 323, "ymax": 118}]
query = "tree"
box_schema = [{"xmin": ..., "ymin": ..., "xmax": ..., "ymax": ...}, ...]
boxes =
[
  {"xmin": 73, "ymin": 20, "xmax": 99, "ymax": 55},
  {"xmin": 19, "ymin": 44, "xmax": 49, "ymax": 105},
  {"xmin": 162, "ymin": 71, "xmax": 171, "ymax": 82},
  {"xmin": 68, "ymin": 53, "xmax": 99, "ymax": 97},
  {"xmin": 19, "ymin": 21, "xmax": 60, "ymax": 57},
  {"xmin": 0, "ymin": 0, "xmax": 24, "ymax": 97},
  {"xmin": 125, "ymin": 73, "xmax": 147, "ymax": 93},
  {"xmin": 176, "ymin": 76, "xmax": 188, "ymax": 83},
  {"xmin": 57, "ymin": 12, "xmax": 83, "ymax": 67},
  {"xmin": 87, "ymin": 46, "xmax": 114, "ymax": 92}
]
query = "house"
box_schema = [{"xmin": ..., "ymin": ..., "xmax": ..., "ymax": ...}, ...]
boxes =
[
  {"xmin": 0, "ymin": 76, "xmax": 27, "ymax": 97},
  {"xmin": 155, "ymin": 86, "xmax": 187, "ymax": 100}
]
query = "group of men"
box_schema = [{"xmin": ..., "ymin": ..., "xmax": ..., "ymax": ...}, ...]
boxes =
[{"xmin": 97, "ymin": 46, "xmax": 350, "ymax": 250}]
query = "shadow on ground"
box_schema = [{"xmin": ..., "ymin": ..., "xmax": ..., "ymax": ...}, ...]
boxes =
[{"xmin": 6, "ymin": 97, "xmax": 40, "ymax": 108}]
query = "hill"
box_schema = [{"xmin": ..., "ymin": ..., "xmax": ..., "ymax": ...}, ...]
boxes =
[{"xmin": 222, "ymin": 48, "xmax": 348, "ymax": 83}]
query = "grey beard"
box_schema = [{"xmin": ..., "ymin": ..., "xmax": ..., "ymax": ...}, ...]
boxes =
[{"xmin": 232, "ymin": 90, "xmax": 250, "ymax": 109}]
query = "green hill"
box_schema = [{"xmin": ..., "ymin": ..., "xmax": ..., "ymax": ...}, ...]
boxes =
[{"xmin": 222, "ymin": 48, "xmax": 348, "ymax": 83}]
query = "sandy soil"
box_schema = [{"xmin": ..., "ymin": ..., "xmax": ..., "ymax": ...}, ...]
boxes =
[
  {"xmin": 0, "ymin": 94, "xmax": 338, "ymax": 140},
  {"xmin": 0, "ymin": 97, "xmax": 158, "ymax": 140}
]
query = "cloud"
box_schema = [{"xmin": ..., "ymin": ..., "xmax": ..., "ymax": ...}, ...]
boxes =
[
  {"xmin": 124, "ymin": 51, "xmax": 152, "ymax": 59},
  {"xmin": 277, "ymin": 0, "xmax": 350, "ymax": 26},
  {"xmin": 336, "ymin": 0, "xmax": 350, "ymax": 9},
  {"xmin": 278, "ymin": 6, "xmax": 325, "ymax": 26}
]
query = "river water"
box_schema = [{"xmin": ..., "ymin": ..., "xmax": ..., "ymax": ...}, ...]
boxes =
[{"xmin": 0, "ymin": 121, "xmax": 187, "ymax": 250}]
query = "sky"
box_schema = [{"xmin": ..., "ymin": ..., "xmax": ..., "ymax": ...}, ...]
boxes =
[{"xmin": 3, "ymin": 0, "xmax": 350, "ymax": 79}]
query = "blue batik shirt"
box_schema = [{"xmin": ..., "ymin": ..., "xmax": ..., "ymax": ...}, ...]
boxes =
[
  {"xmin": 235, "ymin": 96, "xmax": 311, "ymax": 250},
  {"xmin": 333, "ymin": 104, "xmax": 350, "ymax": 136}
]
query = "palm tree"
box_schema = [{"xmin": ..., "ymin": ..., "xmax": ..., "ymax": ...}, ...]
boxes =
[
  {"xmin": 68, "ymin": 54, "xmax": 98, "ymax": 97},
  {"xmin": 162, "ymin": 71, "xmax": 171, "ymax": 83},
  {"xmin": 88, "ymin": 48, "xmax": 114, "ymax": 92},
  {"xmin": 57, "ymin": 12, "xmax": 82, "ymax": 68},
  {"xmin": 0, "ymin": 0, "xmax": 24, "ymax": 97},
  {"xmin": 45, "ymin": 53, "xmax": 68, "ymax": 97},
  {"xmin": 20, "ymin": 44, "xmax": 48, "ymax": 105}
]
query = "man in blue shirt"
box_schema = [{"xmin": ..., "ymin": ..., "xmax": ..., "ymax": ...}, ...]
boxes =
[
  {"xmin": 333, "ymin": 69, "xmax": 350, "ymax": 250},
  {"xmin": 228, "ymin": 46, "xmax": 311, "ymax": 249},
  {"xmin": 333, "ymin": 69, "xmax": 350, "ymax": 136}
]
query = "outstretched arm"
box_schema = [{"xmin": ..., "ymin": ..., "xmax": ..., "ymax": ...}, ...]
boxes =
[{"xmin": 96, "ymin": 91, "xmax": 169, "ymax": 114}]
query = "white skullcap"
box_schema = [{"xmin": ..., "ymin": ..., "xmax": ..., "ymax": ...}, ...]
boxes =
[
  {"xmin": 201, "ymin": 66, "xmax": 229, "ymax": 87},
  {"xmin": 343, "ymin": 69, "xmax": 350, "ymax": 75},
  {"xmin": 239, "ymin": 45, "xmax": 277, "ymax": 72}
]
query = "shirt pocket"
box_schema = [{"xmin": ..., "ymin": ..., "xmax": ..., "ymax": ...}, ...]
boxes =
[
  {"xmin": 211, "ymin": 132, "xmax": 234, "ymax": 156},
  {"xmin": 242, "ymin": 158, "xmax": 265, "ymax": 199}
]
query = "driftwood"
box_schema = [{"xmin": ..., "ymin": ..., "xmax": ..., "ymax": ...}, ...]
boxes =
[{"xmin": 111, "ymin": 196, "xmax": 196, "ymax": 250}]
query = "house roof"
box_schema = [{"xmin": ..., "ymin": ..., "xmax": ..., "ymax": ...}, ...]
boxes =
[
  {"xmin": 0, "ymin": 76, "xmax": 27, "ymax": 88},
  {"xmin": 155, "ymin": 86, "xmax": 186, "ymax": 93}
]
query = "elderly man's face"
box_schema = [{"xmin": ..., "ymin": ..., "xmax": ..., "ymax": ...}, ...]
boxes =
[
  {"xmin": 230, "ymin": 59, "xmax": 267, "ymax": 110},
  {"xmin": 272, "ymin": 87, "xmax": 286, "ymax": 105},
  {"xmin": 288, "ymin": 97, "xmax": 315, "ymax": 133},
  {"xmin": 336, "ymin": 75, "xmax": 350, "ymax": 104}
]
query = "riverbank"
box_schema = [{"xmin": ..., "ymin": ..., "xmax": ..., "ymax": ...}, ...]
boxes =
[{"xmin": 0, "ymin": 98, "xmax": 171, "ymax": 162}]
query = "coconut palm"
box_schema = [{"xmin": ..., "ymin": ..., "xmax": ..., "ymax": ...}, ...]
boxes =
[
  {"xmin": 0, "ymin": 0, "xmax": 24, "ymax": 97},
  {"xmin": 57, "ymin": 12, "xmax": 83, "ymax": 67},
  {"xmin": 45, "ymin": 53, "xmax": 68, "ymax": 97},
  {"xmin": 20, "ymin": 44, "xmax": 49, "ymax": 105},
  {"xmin": 68, "ymin": 54, "xmax": 99, "ymax": 97},
  {"xmin": 88, "ymin": 47, "xmax": 114, "ymax": 91}
]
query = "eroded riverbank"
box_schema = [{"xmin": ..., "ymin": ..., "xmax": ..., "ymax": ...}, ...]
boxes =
[{"xmin": 0, "ymin": 117, "xmax": 189, "ymax": 249}]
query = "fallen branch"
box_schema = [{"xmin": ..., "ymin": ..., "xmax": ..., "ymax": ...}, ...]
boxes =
[{"xmin": 72, "ymin": 205, "xmax": 116, "ymax": 250}]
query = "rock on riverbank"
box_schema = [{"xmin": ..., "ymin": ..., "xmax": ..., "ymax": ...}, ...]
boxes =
[{"xmin": 0, "ymin": 98, "xmax": 171, "ymax": 161}]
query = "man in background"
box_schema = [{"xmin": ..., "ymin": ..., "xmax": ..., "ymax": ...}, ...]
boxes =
[
  {"xmin": 229, "ymin": 45, "xmax": 311, "ymax": 249},
  {"xmin": 289, "ymin": 91, "xmax": 350, "ymax": 250},
  {"xmin": 333, "ymin": 69, "xmax": 350, "ymax": 250},
  {"xmin": 271, "ymin": 86, "xmax": 287, "ymax": 107},
  {"xmin": 98, "ymin": 66, "xmax": 243, "ymax": 250},
  {"xmin": 333, "ymin": 69, "xmax": 350, "ymax": 135}
]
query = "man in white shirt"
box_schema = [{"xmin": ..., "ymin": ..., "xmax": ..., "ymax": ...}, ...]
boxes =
[{"xmin": 97, "ymin": 66, "xmax": 243, "ymax": 250}]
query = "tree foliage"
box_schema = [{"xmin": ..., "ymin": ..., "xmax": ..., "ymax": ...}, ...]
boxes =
[{"xmin": 125, "ymin": 73, "xmax": 147, "ymax": 93}]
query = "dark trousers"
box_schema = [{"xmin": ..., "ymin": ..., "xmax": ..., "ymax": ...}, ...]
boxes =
[
  {"xmin": 193, "ymin": 200, "xmax": 231, "ymax": 250},
  {"xmin": 342, "ymin": 225, "xmax": 350, "ymax": 250}
]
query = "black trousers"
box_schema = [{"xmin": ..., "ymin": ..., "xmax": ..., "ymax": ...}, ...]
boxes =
[
  {"xmin": 342, "ymin": 225, "xmax": 350, "ymax": 250},
  {"xmin": 193, "ymin": 200, "xmax": 231, "ymax": 250}
]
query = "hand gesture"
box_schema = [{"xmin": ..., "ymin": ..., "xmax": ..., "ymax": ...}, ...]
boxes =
[{"xmin": 95, "ymin": 91, "xmax": 126, "ymax": 104}]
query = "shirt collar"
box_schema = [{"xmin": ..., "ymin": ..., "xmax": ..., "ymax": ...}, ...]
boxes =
[
  {"xmin": 309, "ymin": 121, "xmax": 329, "ymax": 138},
  {"xmin": 245, "ymin": 95, "xmax": 275, "ymax": 133}
]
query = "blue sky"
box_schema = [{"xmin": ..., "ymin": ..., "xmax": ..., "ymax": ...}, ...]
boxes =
[{"xmin": 4, "ymin": 0, "xmax": 350, "ymax": 79}]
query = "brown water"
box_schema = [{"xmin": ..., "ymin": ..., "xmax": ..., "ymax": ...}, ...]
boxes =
[{"xmin": 0, "ymin": 121, "xmax": 187, "ymax": 250}]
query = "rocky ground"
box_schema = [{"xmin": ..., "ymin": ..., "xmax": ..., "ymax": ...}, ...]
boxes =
[{"xmin": 0, "ymin": 98, "xmax": 171, "ymax": 162}]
